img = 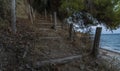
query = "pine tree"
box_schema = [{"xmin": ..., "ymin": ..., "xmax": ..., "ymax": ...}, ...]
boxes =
[{"xmin": 60, "ymin": 0, "xmax": 120, "ymax": 29}]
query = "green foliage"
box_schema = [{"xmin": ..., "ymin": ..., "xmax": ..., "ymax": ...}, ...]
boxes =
[
  {"xmin": 32, "ymin": 0, "xmax": 51, "ymax": 13},
  {"xmin": 93, "ymin": 0, "xmax": 120, "ymax": 29},
  {"xmin": 60, "ymin": 0, "xmax": 120, "ymax": 30},
  {"xmin": 60, "ymin": 0, "xmax": 84, "ymax": 16}
]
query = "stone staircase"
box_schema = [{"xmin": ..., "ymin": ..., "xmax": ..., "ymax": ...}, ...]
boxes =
[{"xmin": 24, "ymin": 15, "xmax": 82, "ymax": 69}]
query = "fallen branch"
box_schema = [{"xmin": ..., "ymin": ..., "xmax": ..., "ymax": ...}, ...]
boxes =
[
  {"xmin": 39, "ymin": 37, "xmax": 61, "ymax": 39},
  {"xmin": 35, "ymin": 55, "xmax": 82, "ymax": 68}
]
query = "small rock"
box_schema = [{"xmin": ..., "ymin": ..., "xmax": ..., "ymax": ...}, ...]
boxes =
[
  {"xmin": 26, "ymin": 64, "xmax": 31, "ymax": 69},
  {"xmin": 19, "ymin": 66, "xmax": 24, "ymax": 70}
]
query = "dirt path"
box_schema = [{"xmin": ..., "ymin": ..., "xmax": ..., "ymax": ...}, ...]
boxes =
[{"xmin": 25, "ymin": 15, "xmax": 82, "ymax": 66}]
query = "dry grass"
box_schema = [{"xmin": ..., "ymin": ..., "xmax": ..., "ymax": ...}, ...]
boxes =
[{"xmin": 16, "ymin": 0, "xmax": 28, "ymax": 19}]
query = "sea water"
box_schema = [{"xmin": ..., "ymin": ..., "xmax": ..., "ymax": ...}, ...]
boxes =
[{"xmin": 100, "ymin": 34, "xmax": 120, "ymax": 53}]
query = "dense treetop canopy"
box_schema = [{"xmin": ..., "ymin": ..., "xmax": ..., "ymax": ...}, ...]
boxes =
[{"xmin": 60, "ymin": 0, "xmax": 120, "ymax": 30}]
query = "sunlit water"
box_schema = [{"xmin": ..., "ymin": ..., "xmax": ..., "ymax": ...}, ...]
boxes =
[{"xmin": 100, "ymin": 34, "xmax": 120, "ymax": 53}]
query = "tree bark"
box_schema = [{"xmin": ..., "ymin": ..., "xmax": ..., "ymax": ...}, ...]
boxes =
[
  {"xmin": 45, "ymin": 9, "xmax": 47, "ymax": 19},
  {"xmin": 29, "ymin": 4, "xmax": 34, "ymax": 24},
  {"xmin": 11, "ymin": 0, "xmax": 17, "ymax": 33},
  {"xmin": 69, "ymin": 23, "xmax": 73, "ymax": 40},
  {"xmin": 53, "ymin": 12, "xmax": 57, "ymax": 30},
  {"xmin": 25, "ymin": 0, "xmax": 34, "ymax": 24},
  {"xmin": 91, "ymin": 27, "xmax": 102, "ymax": 58}
]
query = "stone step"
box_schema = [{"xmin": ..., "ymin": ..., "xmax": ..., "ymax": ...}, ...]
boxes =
[
  {"xmin": 37, "ymin": 28, "xmax": 51, "ymax": 31},
  {"xmin": 37, "ymin": 20, "xmax": 51, "ymax": 22},
  {"xmin": 36, "ymin": 33, "xmax": 59, "ymax": 37},
  {"xmin": 38, "ymin": 37, "xmax": 61, "ymax": 40},
  {"xmin": 36, "ymin": 23, "xmax": 52, "ymax": 25},
  {"xmin": 34, "ymin": 24, "xmax": 52, "ymax": 28}
]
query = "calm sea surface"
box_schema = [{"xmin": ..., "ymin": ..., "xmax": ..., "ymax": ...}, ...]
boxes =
[{"xmin": 100, "ymin": 34, "xmax": 120, "ymax": 53}]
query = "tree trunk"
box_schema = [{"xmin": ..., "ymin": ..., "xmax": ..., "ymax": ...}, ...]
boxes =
[
  {"xmin": 29, "ymin": 5, "xmax": 34, "ymax": 24},
  {"xmin": 26, "ymin": 0, "xmax": 34, "ymax": 24},
  {"xmin": 11, "ymin": 0, "xmax": 17, "ymax": 33},
  {"xmin": 53, "ymin": 12, "xmax": 57, "ymax": 30},
  {"xmin": 91, "ymin": 27, "xmax": 102, "ymax": 58},
  {"xmin": 69, "ymin": 23, "xmax": 73, "ymax": 41},
  {"xmin": 45, "ymin": 9, "xmax": 47, "ymax": 19},
  {"xmin": 84, "ymin": 0, "xmax": 94, "ymax": 13}
]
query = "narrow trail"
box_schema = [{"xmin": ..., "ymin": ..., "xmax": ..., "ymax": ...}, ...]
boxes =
[{"xmin": 25, "ymin": 15, "xmax": 83, "ymax": 67}]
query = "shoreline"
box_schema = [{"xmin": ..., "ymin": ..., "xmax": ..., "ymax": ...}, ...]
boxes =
[
  {"xmin": 100, "ymin": 48, "xmax": 120, "ymax": 70},
  {"xmin": 99, "ymin": 48, "xmax": 120, "ymax": 58},
  {"xmin": 100, "ymin": 48, "xmax": 120, "ymax": 55}
]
